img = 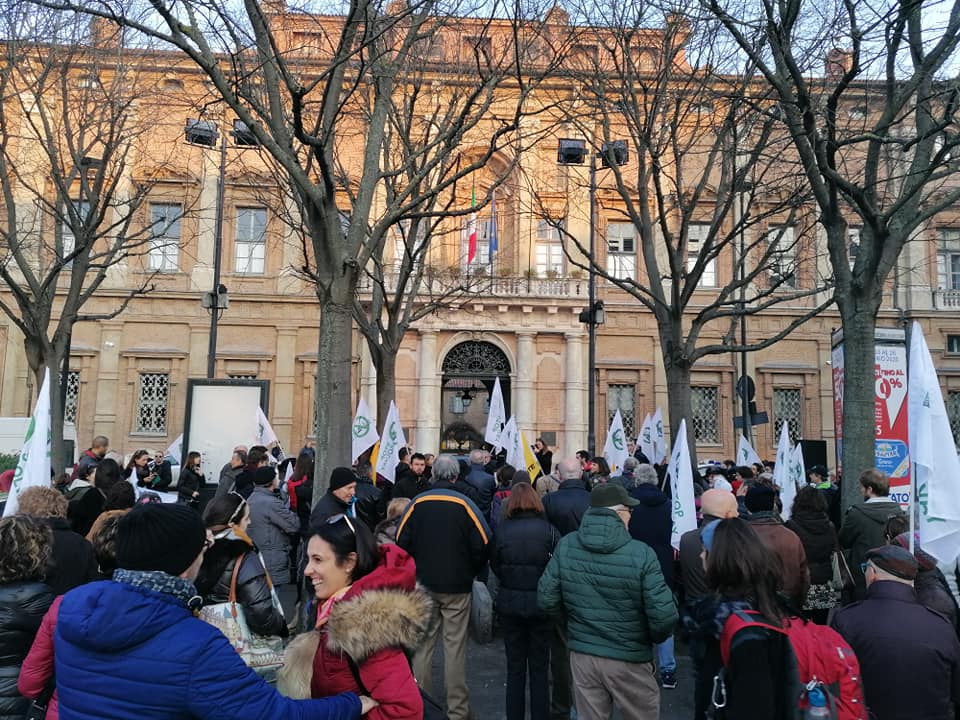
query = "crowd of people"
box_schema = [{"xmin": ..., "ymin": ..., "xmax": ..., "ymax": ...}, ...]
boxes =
[{"xmin": 0, "ymin": 431, "xmax": 959, "ymax": 720}]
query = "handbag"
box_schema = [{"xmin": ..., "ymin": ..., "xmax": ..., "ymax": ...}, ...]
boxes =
[
  {"xmin": 469, "ymin": 579, "xmax": 493, "ymax": 644},
  {"xmin": 23, "ymin": 672, "xmax": 55, "ymax": 720},
  {"xmin": 831, "ymin": 550, "xmax": 855, "ymax": 594},
  {"xmin": 345, "ymin": 654, "xmax": 449, "ymax": 720},
  {"xmin": 199, "ymin": 554, "xmax": 286, "ymax": 679}
]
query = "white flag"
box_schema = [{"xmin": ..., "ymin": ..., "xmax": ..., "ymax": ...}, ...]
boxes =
[
  {"xmin": 737, "ymin": 433, "xmax": 763, "ymax": 468},
  {"xmin": 652, "ymin": 408, "xmax": 666, "ymax": 463},
  {"xmin": 772, "ymin": 422, "xmax": 796, "ymax": 521},
  {"xmin": 4, "ymin": 369, "xmax": 52, "ymax": 517},
  {"xmin": 668, "ymin": 419, "xmax": 697, "ymax": 550},
  {"xmin": 485, "ymin": 378, "xmax": 507, "ymax": 452},
  {"xmin": 603, "ymin": 410, "xmax": 629, "ymax": 475},
  {"xmin": 909, "ymin": 322, "xmax": 960, "ymax": 563},
  {"xmin": 351, "ymin": 398, "xmax": 379, "ymax": 463},
  {"xmin": 256, "ymin": 407, "xmax": 279, "ymax": 447},
  {"xmin": 374, "ymin": 401, "xmax": 407, "ymax": 484},
  {"xmin": 502, "ymin": 417, "xmax": 524, "ymax": 469},
  {"xmin": 638, "ymin": 413, "xmax": 654, "ymax": 462},
  {"xmin": 788, "ymin": 443, "xmax": 806, "ymax": 498},
  {"xmin": 163, "ymin": 434, "xmax": 183, "ymax": 464}
]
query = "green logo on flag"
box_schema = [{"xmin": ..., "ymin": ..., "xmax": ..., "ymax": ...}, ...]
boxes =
[
  {"xmin": 612, "ymin": 429, "xmax": 624, "ymax": 451},
  {"xmin": 353, "ymin": 416, "xmax": 371, "ymax": 439}
]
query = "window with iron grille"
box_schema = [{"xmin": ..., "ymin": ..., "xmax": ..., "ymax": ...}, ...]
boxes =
[
  {"xmin": 235, "ymin": 207, "xmax": 267, "ymax": 274},
  {"xmin": 773, "ymin": 388, "xmax": 803, "ymax": 444},
  {"xmin": 691, "ymin": 386, "xmax": 719, "ymax": 444},
  {"xmin": 64, "ymin": 371, "xmax": 80, "ymax": 425},
  {"xmin": 135, "ymin": 373, "xmax": 169, "ymax": 434},
  {"xmin": 607, "ymin": 384, "xmax": 636, "ymax": 439},
  {"xmin": 148, "ymin": 203, "xmax": 181, "ymax": 272},
  {"xmin": 948, "ymin": 391, "xmax": 960, "ymax": 445}
]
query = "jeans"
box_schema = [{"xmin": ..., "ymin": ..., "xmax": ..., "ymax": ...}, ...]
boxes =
[
  {"xmin": 655, "ymin": 635, "xmax": 676, "ymax": 674},
  {"xmin": 501, "ymin": 614, "xmax": 551, "ymax": 720}
]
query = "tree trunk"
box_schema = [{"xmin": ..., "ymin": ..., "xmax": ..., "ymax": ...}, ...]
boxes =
[
  {"xmin": 372, "ymin": 345, "xmax": 397, "ymax": 437},
  {"xmin": 312, "ymin": 290, "xmax": 356, "ymax": 507},
  {"xmin": 664, "ymin": 358, "xmax": 696, "ymax": 468},
  {"xmin": 837, "ymin": 298, "xmax": 880, "ymax": 512}
]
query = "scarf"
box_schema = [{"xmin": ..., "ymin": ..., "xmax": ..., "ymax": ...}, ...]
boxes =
[
  {"xmin": 315, "ymin": 584, "xmax": 353, "ymax": 629},
  {"xmin": 113, "ymin": 568, "xmax": 204, "ymax": 612}
]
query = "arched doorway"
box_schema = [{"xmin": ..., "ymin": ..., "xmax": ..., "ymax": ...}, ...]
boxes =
[{"xmin": 440, "ymin": 340, "xmax": 511, "ymax": 452}]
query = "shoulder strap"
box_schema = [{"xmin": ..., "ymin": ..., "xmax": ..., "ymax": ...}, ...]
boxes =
[
  {"xmin": 345, "ymin": 654, "xmax": 371, "ymax": 695},
  {"xmin": 227, "ymin": 555, "xmax": 244, "ymax": 604},
  {"xmin": 719, "ymin": 610, "xmax": 787, "ymax": 666}
]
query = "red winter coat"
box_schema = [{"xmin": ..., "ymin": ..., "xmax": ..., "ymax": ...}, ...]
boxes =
[
  {"xmin": 310, "ymin": 545, "xmax": 433, "ymax": 720},
  {"xmin": 18, "ymin": 595, "xmax": 62, "ymax": 720}
]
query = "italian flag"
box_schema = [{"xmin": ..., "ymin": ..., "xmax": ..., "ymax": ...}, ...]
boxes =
[{"xmin": 466, "ymin": 189, "xmax": 478, "ymax": 265}]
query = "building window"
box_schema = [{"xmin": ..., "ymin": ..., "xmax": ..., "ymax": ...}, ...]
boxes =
[
  {"xmin": 948, "ymin": 390, "xmax": 960, "ymax": 445},
  {"xmin": 691, "ymin": 386, "xmax": 719, "ymax": 444},
  {"xmin": 235, "ymin": 207, "xmax": 267, "ymax": 274},
  {"xmin": 607, "ymin": 383, "xmax": 636, "ymax": 439},
  {"xmin": 135, "ymin": 372, "xmax": 169, "ymax": 434},
  {"xmin": 536, "ymin": 220, "xmax": 565, "ymax": 276},
  {"xmin": 148, "ymin": 203, "xmax": 181, "ymax": 272},
  {"xmin": 461, "ymin": 212, "xmax": 499, "ymax": 270},
  {"xmin": 687, "ymin": 224, "xmax": 716, "ymax": 287},
  {"xmin": 606, "ymin": 222, "xmax": 636, "ymax": 280},
  {"xmin": 59, "ymin": 200, "xmax": 90, "ymax": 267},
  {"xmin": 64, "ymin": 370, "xmax": 80, "ymax": 425},
  {"xmin": 773, "ymin": 387, "xmax": 802, "ymax": 444},
  {"xmin": 948, "ymin": 335, "xmax": 960, "ymax": 354},
  {"xmin": 767, "ymin": 225, "xmax": 797, "ymax": 288},
  {"xmin": 937, "ymin": 229, "xmax": 960, "ymax": 290}
]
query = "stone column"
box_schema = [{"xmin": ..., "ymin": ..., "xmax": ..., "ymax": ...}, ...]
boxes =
[
  {"xmin": 274, "ymin": 329, "xmax": 298, "ymax": 450},
  {"xmin": 564, "ymin": 331, "xmax": 587, "ymax": 457},
  {"xmin": 417, "ymin": 330, "xmax": 441, "ymax": 455},
  {"xmin": 359, "ymin": 341, "xmax": 378, "ymax": 418},
  {"xmin": 516, "ymin": 331, "xmax": 537, "ymax": 436}
]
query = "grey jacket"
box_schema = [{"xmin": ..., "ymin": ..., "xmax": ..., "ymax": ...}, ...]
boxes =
[
  {"xmin": 215, "ymin": 463, "xmax": 242, "ymax": 499},
  {"xmin": 246, "ymin": 486, "xmax": 300, "ymax": 584}
]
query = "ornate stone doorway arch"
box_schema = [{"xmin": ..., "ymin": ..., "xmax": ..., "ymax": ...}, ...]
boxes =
[{"xmin": 440, "ymin": 340, "xmax": 511, "ymax": 452}]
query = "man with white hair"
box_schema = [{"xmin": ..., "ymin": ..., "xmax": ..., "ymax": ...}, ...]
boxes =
[
  {"xmin": 539, "ymin": 484, "xmax": 677, "ymax": 720},
  {"xmin": 397, "ymin": 453, "xmax": 490, "ymax": 720},
  {"xmin": 609, "ymin": 456, "xmax": 640, "ymax": 489},
  {"xmin": 464, "ymin": 448, "xmax": 496, "ymax": 522}
]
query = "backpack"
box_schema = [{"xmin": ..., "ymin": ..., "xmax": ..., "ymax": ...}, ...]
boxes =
[{"xmin": 718, "ymin": 610, "xmax": 866, "ymax": 720}]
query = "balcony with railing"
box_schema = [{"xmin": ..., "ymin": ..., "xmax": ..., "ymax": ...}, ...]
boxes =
[
  {"xmin": 357, "ymin": 271, "xmax": 588, "ymax": 300},
  {"xmin": 934, "ymin": 288, "xmax": 960, "ymax": 309}
]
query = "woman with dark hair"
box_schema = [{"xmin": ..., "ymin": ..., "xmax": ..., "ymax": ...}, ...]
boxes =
[
  {"xmin": 287, "ymin": 450, "xmax": 315, "ymax": 532},
  {"xmin": 177, "ymin": 452, "xmax": 205, "ymax": 508},
  {"xmin": 123, "ymin": 450, "xmax": 157, "ymax": 488},
  {"xmin": 687, "ymin": 517, "xmax": 794, "ymax": 720},
  {"xmin": 195, "ymin": 493, "xmax": 287, "ymax": 638},
  {"xmin": 0, "ymin": 515, "xmax": 55, "ymax": 719},
  {"xmin": 533, "ymin": 439, "xmax": 553, "ymax": 478},
  {"xmin": 589, "ymin": 456, "xmax": 611, "ymax": 488},
  {"xmin": 490, "ymin": 482, "xmax": 558, "ymax": 720},
  {"xmin": 786, "ymin": 485, "xmax": 840, "ymax": 624},
  {"xmin": 278, "ymin": 514, "xmax": 432, "ymax": 719},
  {"xmin": 66, "ymin": 464, "xmax": 104, "ymax": 537}
]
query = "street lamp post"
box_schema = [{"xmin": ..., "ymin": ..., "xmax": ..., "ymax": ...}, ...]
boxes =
[{"xmin": 559, "ymin": 138, "xmax": 627, "ymax": 456}]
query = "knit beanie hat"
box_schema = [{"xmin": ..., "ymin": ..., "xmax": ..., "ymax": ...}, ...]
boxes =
[
  {"xmin": 329, "ymin": 467, "xmax": 357, "ymax": 492},
  {"xmin": 701, "ymin": 519, "xmax": 721, "ymax": 553},
  {"xmin": 253, "ymin": 467, "xmax": 276, "ymax": 486},
  {"xmin": 116, "ymin": 503, "xmax": 206, "ymax": 577},
  {"xmin": 867, "ymin": 545, "xmax": 919, "ymax": 580}
]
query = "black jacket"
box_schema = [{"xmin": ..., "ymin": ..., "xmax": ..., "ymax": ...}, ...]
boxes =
[
  {"xmin": 353, "ymin": 477, "xmax": 384, "ymax": 531},
  {"xmin": 45, "ymin": 518, "xmax": 99, "ymax": 595},
  {"xmin": 464, "ymin": 465, "xmax": 496, "ymax": 521},
  {"xmin": 0, "ymin": 581, "xmax": 54, "ymax": 720},
  {"xmin": 393, "ymin": 470, "xmax": 429, "ymax": 500},
  {"xmin": 542, "ymin": 479, "xmax": 590, "ymax": 537},
  {"xmin": 397, "ymin": 486, "xmax": 490, "ymax": 594},
  {"xmin": 627, "ymin": 483, "xmax": 674, "ymax": 588},
  {"xmin": 786, "ymin": 509, "xmax": 837, "ymax": 586},
  {"xmin": 65, "ymin": 483, "xmax": 105, "ymax": 537},
  {"xmin": 491, "ymin": 510, "xmax": 558, "ymax": 618},
  {"xmin": 195, "ymin": 536, "xmax": 288, "ymax": 638},
  {"xmin": 308, "ymin": 492, "xmax": 350, "ymax": 530},
  {"xmin": 678, "ymin": 514, "xmax": 722, "ymax": 603},
  {"xmin": 233, "ymin": 464, "xmax": 260, "ymax": 499},
  {"xmin": 177, "ymin": 466, "xmax": 205, "ymax": 504},
  {"xmin": 833, "ymin": 580, "xmax": 960, "ymax": 720}
]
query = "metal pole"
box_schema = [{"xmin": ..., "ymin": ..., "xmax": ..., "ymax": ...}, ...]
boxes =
[
  {"xmin": 739, "ymin": 189, "xmax": 751, "ymax": 443},
  {"xmin": 207, "ymin": 129, "xmax": 228, "ymax": 379},
  {"xmin": 587, "ymin": 155, "xmax": 597, "ymax": 456}
]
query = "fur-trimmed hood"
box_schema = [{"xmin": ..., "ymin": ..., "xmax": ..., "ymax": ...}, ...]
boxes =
[{"xmin": 325, "ymin": 582, "xmax": 435, "ymax": 663}]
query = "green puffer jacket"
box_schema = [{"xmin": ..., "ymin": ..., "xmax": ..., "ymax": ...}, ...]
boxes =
[{"xmin": 537, "ymin": 507, "xmax": 678, "ymax": 663}]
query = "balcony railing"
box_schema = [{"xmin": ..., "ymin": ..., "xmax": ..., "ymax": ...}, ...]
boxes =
[
  {"xmin": 935, "ymin": 289, "xmax": 960, "ymax": 309},
  {"xmin": 357, "ymin": 272, "xmax": 587, "ymax": 299}
]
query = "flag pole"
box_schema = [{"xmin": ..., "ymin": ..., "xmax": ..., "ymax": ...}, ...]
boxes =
[{"xmin": 906, "ymin": 320, "xmax": 915, "ymax": 555}]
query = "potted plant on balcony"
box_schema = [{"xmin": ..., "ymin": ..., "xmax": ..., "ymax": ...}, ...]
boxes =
[
  {"xmin": 524, "ymin": 268, "xmax": 538, "ymax": 279},
  {"xmin": 545, "ymin": 269, "xmax": 560, "ymax": 279},
  {"xmin": 569, "ymin": 268, "xmax": 584, "ymax": 279}
]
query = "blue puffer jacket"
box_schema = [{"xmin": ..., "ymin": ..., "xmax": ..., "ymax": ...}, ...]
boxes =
[{"xmin": 55, "ymin": 580, "xmax": 361, "ymax": 720}]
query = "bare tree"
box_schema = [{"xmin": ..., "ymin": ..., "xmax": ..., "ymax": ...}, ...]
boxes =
[
  {"xmin": 0, "ymin": 12, "xmax": 187, "ymax": 472},
  {"xmin": 698, "ymin": 0, "xmax": 960, "ymax": 507},
  {"xmin": 41, "ymin": 0, "xmax": 550, "ymax": 497},
  {"xmin": 529, "ymin": 10, "xmax": 833, "ymax": 457}
]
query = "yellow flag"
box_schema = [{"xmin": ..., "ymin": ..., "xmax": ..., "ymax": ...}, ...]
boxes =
[
  {"xmin": 369, "ymin": 441, "xmax": 380, "ymax": 471},
  {"xmin": 520, "ymin": 429, "xmax": 543, "ymax": 481}
]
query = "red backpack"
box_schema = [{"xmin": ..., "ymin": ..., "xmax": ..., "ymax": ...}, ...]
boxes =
[{"xmin": 719, "ymin": 611, "xmax": 866, "ymax": 720}]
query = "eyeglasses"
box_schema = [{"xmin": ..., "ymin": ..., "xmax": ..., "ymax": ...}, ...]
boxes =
[
  {"xmin": 860, "ymin": 562, "xmax": 872, "ymax": 574},
  {"xmin": 327, "ymin": 513, "xmax": 356, "ymax": 535}
]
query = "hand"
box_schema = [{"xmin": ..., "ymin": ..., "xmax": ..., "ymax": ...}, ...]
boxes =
[{"xmin": 359, "ymin": 696, "xmax": 379, "ymax": 715}]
